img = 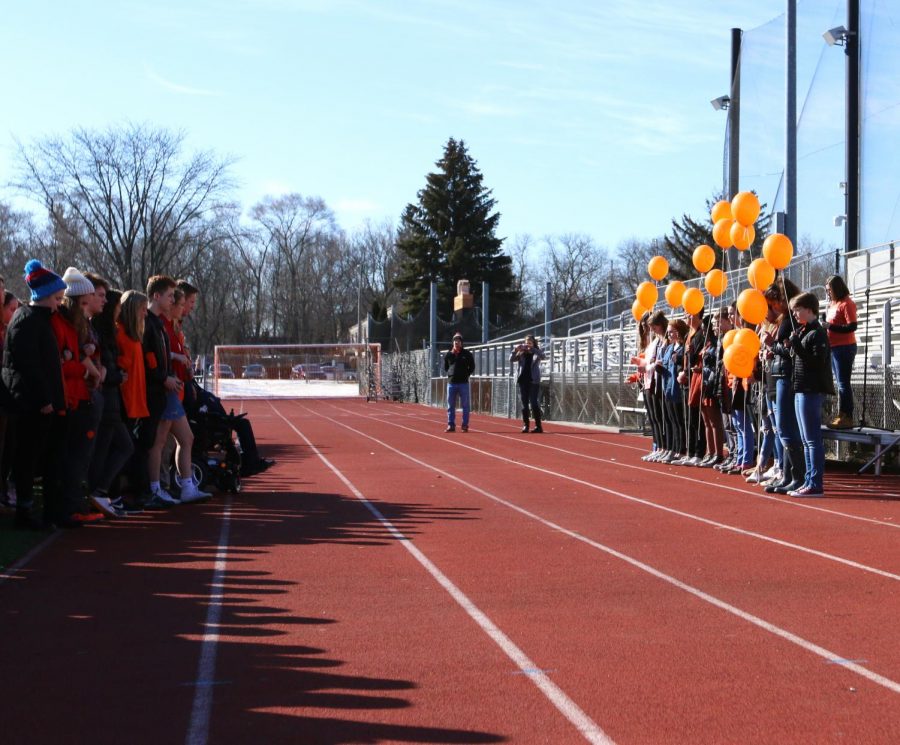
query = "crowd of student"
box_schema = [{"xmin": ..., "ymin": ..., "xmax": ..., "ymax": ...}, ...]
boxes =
[
  {"xmin": 629, "ymin": 274, "xmax": 858, "ymax": 498},
  {"xmin": 0, "ymin": 260, "xmax": 272, "ymax": 530}
]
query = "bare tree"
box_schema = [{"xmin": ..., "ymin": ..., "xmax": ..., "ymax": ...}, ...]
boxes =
[
  {"xmin": 350, "ymin": 219, "xmax": 400, "ymax": 319},
  {"xmin": 14, "ymin": 122, "xmax": 235, "ymax": 289},
  {"xmin": 539, "ymin": 233, "xmax": 613, "ymax": 317},
  {"xmin": 249, "ymin": 193, "xmax": 337, "ymax": 342}
]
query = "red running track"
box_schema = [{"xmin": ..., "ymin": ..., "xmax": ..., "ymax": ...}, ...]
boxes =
[{"xmin": 2, "ymin": 398, "xmax": 899, "ymax": 744}]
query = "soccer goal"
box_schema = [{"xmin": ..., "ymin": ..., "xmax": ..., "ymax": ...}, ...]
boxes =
[{"xmin": 208, "ymin": 343, "xmax": 382, "ymax": 400}]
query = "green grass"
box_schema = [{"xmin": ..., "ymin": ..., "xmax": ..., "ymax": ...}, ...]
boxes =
[{"xmin": 0, "ymin": 511, "xmax": 52, "ymax": 572}]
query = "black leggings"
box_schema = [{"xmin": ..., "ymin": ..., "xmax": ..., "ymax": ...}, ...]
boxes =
[
  {"xmin": 685, "ymin": 405, "xmax": 706, "ymax": 459},
  {"xmin": 518, "ymin": 381, "xmax": 541, "ymax": 419},
  {"xmin": 645, "ymin": 389, "xmax": 665, "ymax": 450},
  {"xmin": 664, "ymin": 395, "xmax": 686, "ymax": 455}
]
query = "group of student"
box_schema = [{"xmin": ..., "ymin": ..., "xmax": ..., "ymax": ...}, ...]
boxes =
[
  {"xmin": 0, "ymin": 260, "xmax": 271, "ymax": 530},
  {"xmin": 630, "ymin": 274, "xmax": 858, "ymax": 499}
]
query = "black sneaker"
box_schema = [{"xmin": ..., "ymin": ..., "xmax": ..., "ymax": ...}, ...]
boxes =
[{"xmin": 109, "ymin": 497, "xmax": 138, "ymax": 516}]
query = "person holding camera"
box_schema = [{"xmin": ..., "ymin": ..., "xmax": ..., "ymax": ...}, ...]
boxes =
[
  {"xmin": 510, "ymin": 334, "xmax": 546, "ymax": 433},
  {"xmin": 444, "ymin": 333, "xmax": 475, "ymax": 432}
]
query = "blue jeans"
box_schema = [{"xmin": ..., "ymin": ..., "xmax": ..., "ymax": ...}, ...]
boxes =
[
  {"xmin": 774, "ymin": 378, "xmax": 801, "ymax": 448},
  {"xmin": 447, "ymin": 383, "xmax": 470, "ymax": 428},
  {"xmin": 830, "ymin": 344, "xmax": 856, "ymax": 416},
  {"xmin": 794, "ymin": 392, "xmax": 825, "ymax": 490},
  {"xmin": 759, "ymin": 396, "xmax": 782, "ymax": 467},
  {"xmin": 732, "ymin": 408, "xmax": 755, "ymax": 466}
]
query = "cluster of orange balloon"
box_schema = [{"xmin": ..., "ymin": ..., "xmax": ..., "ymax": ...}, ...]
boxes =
[
  {"xmin": 719, "ymin": 232, "xmax": 795, "ymax": 377},
  {"xmin": 630, "ymin": 191, "xmax": 798, "ymax": 354},
  {"xmin": 711, "ymin": 191, "xmax": 760, "ymax": 252}
]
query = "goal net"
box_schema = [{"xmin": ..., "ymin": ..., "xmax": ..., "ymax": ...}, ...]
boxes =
[{"xmin": 208, "ymin": 343, "xmax": 382, "ymax": 399}]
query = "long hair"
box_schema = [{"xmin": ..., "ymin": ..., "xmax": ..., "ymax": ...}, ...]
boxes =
[
  {"xmin": 119, "ymin": 290, "xmax": 148, "ymax": 342},
  {"xmin": 637, "ymin": 312, "xmax": 651, "ymax": 351},
  {"xmin": 59, "ymin": 295, "xmax": 90, "ymax": 345},
  {"xmin": 826, "ymin": 274, "xmax": 851, "ymax": 300},
  {"xmin": 92, "ymin": 289, "xmax": 122, "ymax": 349}
]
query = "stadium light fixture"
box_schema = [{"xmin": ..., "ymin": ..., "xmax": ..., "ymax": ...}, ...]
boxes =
[
  {"xmin": 710, "ymin": 95, "xmax": 730, "ymax": 111},
  {"xmin": 823, "ymin": 26, "xmax": 851, "ymax": 47}
]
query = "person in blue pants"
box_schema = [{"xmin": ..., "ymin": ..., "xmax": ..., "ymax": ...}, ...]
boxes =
[{"xmin": 444, "ymin": 333, "xmax": 475, "ymax": 432}]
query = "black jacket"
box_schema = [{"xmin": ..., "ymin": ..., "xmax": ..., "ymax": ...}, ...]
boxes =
[
  {"xmin": 94, "ymin": 321, "xmax": 126, "ymax": 422},
  {"xmin": 770, "ymin": 316, "xmax": 796, "ymax": 382},
  {"xmin": 444, "ymin": 348, "xmax": 475, "ymax": 383},
  {"xmin": 790, "ymin": 320, "xmax": 835, "ymax": 395},
  {"xmin": 1, "ymin": 305, "xmax": 66, "ymax": 414},
  {"xmin": 143, "ymin": 310, "xmax": 172, "ymax": 412}
]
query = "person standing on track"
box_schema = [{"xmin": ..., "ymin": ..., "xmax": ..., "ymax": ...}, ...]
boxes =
[
  {"xmin": 444, "ymin": 332, "xmax": 475, "ymax": 433},
  {"xmin": 511, "ymin": 334, "xmax": 546, "ymax": 433}
]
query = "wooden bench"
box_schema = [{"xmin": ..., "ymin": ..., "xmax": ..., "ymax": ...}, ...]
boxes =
[{"xmin": 820, "ymin": 426, "xmax": 900, "ymax": 476}]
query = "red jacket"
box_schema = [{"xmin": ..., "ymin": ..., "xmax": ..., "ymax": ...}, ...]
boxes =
[{"xmin": 50, "ymin": 312, "xmax": 88, "ymax": 410}]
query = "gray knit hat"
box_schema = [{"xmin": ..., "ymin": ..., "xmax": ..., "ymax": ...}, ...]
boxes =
[{"xmin": 62, "ymin": 266, "xmax": 95, "ymax": 297}]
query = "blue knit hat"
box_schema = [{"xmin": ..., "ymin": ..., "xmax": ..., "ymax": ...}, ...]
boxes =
[{"xmin": 24, "ymin": 259, "xmax": 67, "ymax": 301}]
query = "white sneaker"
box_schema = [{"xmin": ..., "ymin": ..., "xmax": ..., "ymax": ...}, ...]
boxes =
[
  {"xmin": 762, "ymin": 466, "xmax": 779, "ymax": 480},
  {"xmin": 178, "ymin": 478, "xmax": 212, "ymax": 503},
  {"xmin": 153, "ymin": 486, "xmax": 179, "ymax": 505},
  {"xmin": 89, "ymin": 492, "xmax": 118, "ymax": 518}
]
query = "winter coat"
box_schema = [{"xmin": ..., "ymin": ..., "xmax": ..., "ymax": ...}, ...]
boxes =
[
  {"xmin": 444, "ymin": 347, "xmax": 475, "ymax": 383},
  {"xmin": 510, "ymin": 345, "xmax": 546, "ymax": 384},
  {"xmin": 143, "ymin": 310, "xmax": 172, "ymax": 413},
  {"xmin": 1, "ymin": 304, "xmax": 66, "ymax": 414},
  {"xmin": 50, "ymin": 311, "xmax": 89, "ymax": 410},
  {"xmin": 790, "ymin": 320, "xmax": 835, "ymax": 395}
]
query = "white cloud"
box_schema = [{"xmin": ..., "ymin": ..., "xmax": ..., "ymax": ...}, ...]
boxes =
[{"xmin": 144, "ymin": 65, "xmax": 221, "ymax": 97}]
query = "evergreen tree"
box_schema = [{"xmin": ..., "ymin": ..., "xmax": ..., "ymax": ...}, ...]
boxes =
[
  {"xmin": 394, "ymin": 138, "xmax": 517, "ymax": 318},
  {"xmin": 662, "ymin": 193, "xmax": 769, "ymax": 281}
]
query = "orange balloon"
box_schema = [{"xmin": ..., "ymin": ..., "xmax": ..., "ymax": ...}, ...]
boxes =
[
  {"xmin": 731, "ymin": 191, "xmax": 761, "ymax": 227},
  {"xmin": 736, "ymin": 288, "xmax": 768, "ymax": 325},
  {"xmin": 704, "ymin": 268, "xmax": 728, "ymax": 297},
  {"xmin": 636, "ymin": 281, "xmax": 658, "ymax": 309},
  {"xmin": 631, "ymin": 299, "xmax": 647, "ymax": 322},
  {"xmin": 730, "ymin": 222, "xmax": 755, "ymax": 251},
  {"xmin": 710, "ymin": 200, "xmax": 732, "ymax": 224},
  {"xmin": 713, "ymin": 218, "xmax": 734, "ymax": 249},
  {"xmin": 664, "ymin": 280, "xmax": 686, "ymax": 308},
  {"xmin": 681, "ymin": 287, "xmax": 704, "ymax": 316},
  {"xmin": 721, "ymin": 329, "xmax": 738, "ymax": 350},
  {"xmin": 747, "ymin": 258, "xmax": 776, "ymax": 290},
  {"xmin": 762, "ymin": 233, "xmax": 794, "ymax": 270},
  {"xmin": 647, "ymin": 255, "xmax": 669, "ymax": 281},
  {"xmin": 724, "ymin": 343, "xmax": 755, "ymax": 378},
  {"xmin": 692, "ymin": 244, "xmax": 716, "ymax": 273},
  {"xmin": 734, "ymin": 327, "xmax": 761, "ymax": 354}
]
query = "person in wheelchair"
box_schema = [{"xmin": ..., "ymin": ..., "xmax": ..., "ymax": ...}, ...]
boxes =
[{"xmin": 183, "ymin": 379, "xmax": 275, "ymax": 478}]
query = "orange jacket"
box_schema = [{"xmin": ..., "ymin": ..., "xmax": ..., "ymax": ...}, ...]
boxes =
[
  {"xmin": 50, "ymin": 311, "xmax": 88, "ymax": 409},
  {"xmin": 117, "ymin": 322, "xmax": 149, "ymax": 418}
]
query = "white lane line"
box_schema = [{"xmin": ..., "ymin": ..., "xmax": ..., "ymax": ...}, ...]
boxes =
[
  {"xmin": 328, "ymin": 405, "xmax": 900, "ymax": 583},
  {"xmin": 0, "ymin": 530, "xmax": 62, "ymax": 586},
  {"xmin": 300, "ymin": 403, "xmax": 900, "ymax": 696},
  {"xmin": 390, "ymin": 407, "xmax": 900, "ymax": 531},
  {"xmin": 185, "ymin": 497, "xmax": 233, "ymax": 745},
  {"xmin": 268, "ymin": 403, "xmax": 614, "ymax": 745}
]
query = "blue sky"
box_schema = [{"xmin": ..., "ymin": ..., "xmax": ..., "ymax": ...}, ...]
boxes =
[{"xmin": 2, "ymin": 0, "xmax": 826, "ymax": 250}]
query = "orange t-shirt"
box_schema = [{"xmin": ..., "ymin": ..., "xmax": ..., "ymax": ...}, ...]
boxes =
[
  {"xmin": 826, "ymin": 297, "xmax": 857, "ymax": 347},
  {"xmin": 116, "ymin": 323, "xmax": 150, "ymax": 418}
]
